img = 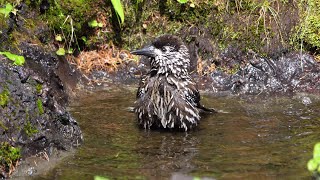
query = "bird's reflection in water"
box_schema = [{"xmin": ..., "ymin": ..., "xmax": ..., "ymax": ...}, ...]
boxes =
[{"xmin": 136, "ymin": 132, "xmax": 199, "ymax": 178}]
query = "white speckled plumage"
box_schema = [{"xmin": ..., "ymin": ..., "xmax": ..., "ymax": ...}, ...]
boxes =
[{"xmin": 132, "ymin": 35, "xmax": 213, "ymax": 131}]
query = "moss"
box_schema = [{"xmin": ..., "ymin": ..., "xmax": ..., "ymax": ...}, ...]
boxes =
[
  {"xmin": 36, "ymin": 98, "xmax": 44, "ymax": 115},
  {"xmin": 23, "ymin": 120, "xmax": 39, "ymax": 137},
  {"xmin": 0, "ymin": 88, "xmax": 9, "ymax": 107},
  {"xmin": 218, "ymin": 64, "xmax": 240, "ymax": 75},
  {"xmin": 36, "ymin": 83, "xmax": 42, "ymax": 94},
  {"xmin": 0, "ymin": 121, "xmax": 8, "ymax": 131},
  {"xmin": 40, "ymin": 0, "xmax": 96, "ymax": 35},
  {"xmin": 294, "ymin": 0, "xmax": 320, "ymax": 52},
  {"xmin": 0, "ymin": 142, "xmax": 21, "ymax": 172}
]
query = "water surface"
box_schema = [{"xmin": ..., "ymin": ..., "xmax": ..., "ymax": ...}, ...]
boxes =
[{"xmin": 36, "ymin": 88, "xmax": 320, "ymax": 179}]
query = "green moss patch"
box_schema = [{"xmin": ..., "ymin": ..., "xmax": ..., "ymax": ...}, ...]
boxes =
[
  {"xmin": 24, "ymin": 120, "xmax": 39, "ymax": 137},
  {"xmin": 37, "ymin": 98, "xmax": 44, "ymax": 115},
  {"xmin": 36, "ymin": 83, "xmax": 42, "ymax": 94},
  {"xmin": 294, "ymin": 0, "xmax": 320, "ymax": 52},
  {"xmin": 0, "ymin": 142, "xmax": 21, "ymax": 176},
  {"xmin": 0, "ymin": 88, "xmax": 9, "ymax": 107}
]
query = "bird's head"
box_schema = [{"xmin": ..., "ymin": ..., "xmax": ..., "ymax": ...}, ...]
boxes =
[{"xmin": 131, "ymin": 35, "xmax": 190, "ymax": 77}]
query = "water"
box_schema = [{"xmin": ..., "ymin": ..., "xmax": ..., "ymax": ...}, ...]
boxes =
[{"xmin": 35, "ymin": 87, "xmax": 320, "ymax": 179}]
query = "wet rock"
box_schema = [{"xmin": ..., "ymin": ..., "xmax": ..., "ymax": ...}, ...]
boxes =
[
  {"xmin": 210, "ymin": 51, "xmax": 320, "ymax": 95},
  {"xmin": 0, "ymin": 43, "xmax": 82, "ymax": 177},
  {"xmin": 301, "ymin": 96, "xmax": 312, "ymax": 106}
]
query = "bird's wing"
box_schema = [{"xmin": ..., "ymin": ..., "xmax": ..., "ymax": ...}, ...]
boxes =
[{"xmin": 136, "ymin": 75, "xmax": 148, "ymax": 99}]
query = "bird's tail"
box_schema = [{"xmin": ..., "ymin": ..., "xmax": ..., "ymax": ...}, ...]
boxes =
[{"xmin": 197, "ymin": 104, "xmax": 217, "ymax": 113}]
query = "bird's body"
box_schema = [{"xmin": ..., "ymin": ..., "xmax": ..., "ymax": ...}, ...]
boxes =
[{"xmin": 132, "ymin": 35, "xmax": 214, "ymax": 131}]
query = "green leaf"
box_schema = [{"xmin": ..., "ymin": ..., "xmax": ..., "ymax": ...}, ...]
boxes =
[
  {"xmin": 55, "ymin": 34, "xmax": 63, "ymax": 41},
  {"xmin": 67, "ymin": 48, "xmax": 73, "ymax": 54},
  {"xmin": 0, "ymin": 51, "xmax": 25, "ymax": 66},
  {"xmin": 314, "ymin": 157, "xmax": 320, "ymax": 165},
  {"xmin": 308, "ymin": 159, "xmax": 318, "ymax": 172},
  {"xmin": 36, "ymin": 99, "xmax": 44, "ymax": 115},
  {"xmin": 177, "ymin": 0, "xmax": 188, "ymax": 3},
  {"xmin": 0, "ymin": 3, "xmax": 13, "ymax": 17},
  {"xmin": 317, "ymin": 165, "xmax": 320, "ymax": 173},
  {"xmin": 97, "ymin": 22, "xmax": 103, "ymax": 28},
  {"xmin": 81, "ymin": 36, "xmax": 87, "ymax": 42},
  {"xmin": 56, "ymin": 48, "xmax": 65, "ymax": 56},
  {"xmin": 13, "ymin": 55, "xmax": 25, "ymax": 66},
  {"xmin": 94, "ymin": 176, "xmax": 110, "ymax": 180},
  {"xmin": 314, "ymin": 143, "xmax": 320, "ymax": 158},
  {"xmin": 88, "ymin": 20, "xmax": 98, "ymax": 28},
  {"xmin": 110, "ymin": 0, "xmax": 124, "ymax": 24}
]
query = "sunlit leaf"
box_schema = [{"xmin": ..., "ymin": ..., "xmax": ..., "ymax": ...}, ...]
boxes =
[
  {"xmin": 94, "ymin": 176, "xmax": 110, "ymax": 180},
  {"xmin": 307, "ymin": 159, "xmax": 318, "ymax": 172},
  {"xmin": 314, "ymin": 143, "xmax": 320, "ymax": 158},
  {"xmin": 67, "ymin": 48, "xmax": 73, "ymax": 54},
  {"xmin": 97, "ymin": 22, "xmax": 103, "ymax": 27},
  {"xmin": 55, "ymin": 34, "xmax": 63, "ymax": 41},
  {"xmin": 88, "ymin": 20, "xmax": 98, "ymax": 28},
  {"xmin": 110, "ymin": 0, "xmax": 124, "ymax": 24},
  {"xmin": 81, "ymin": 36, "xmax": 87, "ymax": 42},
  {"xmin": 13, "ymin": 55, "xmax": 25, "ymax": 66},
  {"xmin": 177, "ymin": 0, "xmax": 188, "ymax": 4},
  {"xmin": 317, "ymin": 165, "xmax": 320, "ymax": 173},
  {"xmin": 0, "ymin": 3, "xmax": 13, "ymax": 17},
  {"xmin": 56, "ymin": 48, "xmax": 65, "ymax": 56},
  {"xmin": 0, "ymin": 51, "xmax": 25, "ymax": 66}
]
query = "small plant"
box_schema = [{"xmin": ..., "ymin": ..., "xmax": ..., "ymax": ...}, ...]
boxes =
[
  {"xmin": 36, "ymin": 99, "xmax": 44, "ymax": 115},
  {"xmin": 55, "ymin": 34, "xmax": 63, "ymax": 42},
  {"xmin": 36, "ymin": 83, "xmax": 42, "ymax": 94},
  {"xmin": 250, "ymin": 0, "xmax": 284, "ymax": 49},
  {"xmin": 0, "ymin": 142, "xmax": 21, "ymax": 176},
  {"xmin": 56, "ymin": 47, "xmax": 66, "ymax": 56},
  {"xmin": 54, "ymin": 15, "xmax": 80, "ymax": 56},
  {"xmin": 24, "ymin": 120, "xmax": 39, "ymax": 137},
  {"xmin": 177, "ymin": 0, "xmax": 188, "ymax": 3},
  {"xmin": 0, "ymin": 51, "xmax": 25, "ymax": 66},
  {"xmin": 0, "ymin": 88, "xmax": 9, "ymax": 107},
  {"xmin": 111, "ymin": 0, "xmax": 124, "ymax": 24},
  {"xmin": 293, "ymin": 0, "xmax": 320, "ymax": 52},
  {"xmin": 88, "ymin": 20, "xmax": 103, "ymax": 28},
  {"xmin": 307, "ymin": 142, "xmax": 320, "ymax": 177},
  {"xmin": 94, "ymin": 176, "xmax": 110, "ymax": 180},
  {"xmin": 0, "ymin": 3, "xmax": 13, "ymax": 17}
]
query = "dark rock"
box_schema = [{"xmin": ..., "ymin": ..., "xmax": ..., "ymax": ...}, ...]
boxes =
[
  {"xmin": 210, "ymin": 51, "xmax": 320, "ymax": 95},
  {"xmin": 40, "ymin": 0, "xmax": 50, "ymax": 14},
  {"xmin": 0, "ymin": 43, "xmax": 82, "ymax": 177}
]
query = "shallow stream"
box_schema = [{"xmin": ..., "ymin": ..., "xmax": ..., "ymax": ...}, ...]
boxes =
[{"xmin": 35, "ymin": 87, "xmax": 320, "ymax": 179}]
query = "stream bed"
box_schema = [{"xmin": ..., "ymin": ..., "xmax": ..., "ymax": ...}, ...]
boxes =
[{"xmin": 33, "ymin": 87, "xmax": 320, "ymax": 179}]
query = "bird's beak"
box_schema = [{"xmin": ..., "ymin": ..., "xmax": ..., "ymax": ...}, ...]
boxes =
[{"xmin": 131, "ymin": 45, "xmax": 156, "ymax": 57}]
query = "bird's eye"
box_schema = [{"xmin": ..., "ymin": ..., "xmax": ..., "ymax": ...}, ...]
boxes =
[{"xmin": 161, "ymin": 47, "xmax": 167, "ymax": 52}]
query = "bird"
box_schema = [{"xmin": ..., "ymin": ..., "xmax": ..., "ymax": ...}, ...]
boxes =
[{"xmin": 131, "ymin": 35, "xmax": 215, "ymax": 131}]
